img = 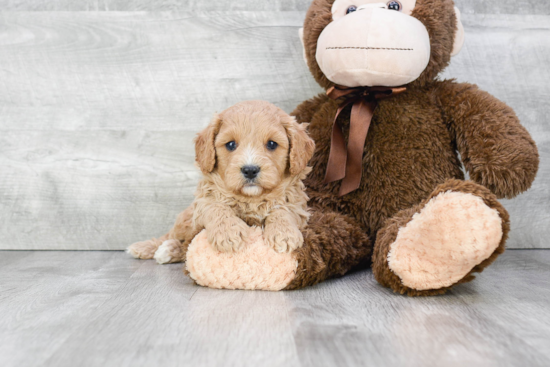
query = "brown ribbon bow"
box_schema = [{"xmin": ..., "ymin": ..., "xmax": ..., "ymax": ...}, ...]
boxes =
[{"xmin": 324, "ymin": 85, "xmax": 406, "ymax": 196}]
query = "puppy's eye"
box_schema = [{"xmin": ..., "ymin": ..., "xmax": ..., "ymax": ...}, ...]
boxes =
[
  {"xmin": 225, "ymin": 141, "xmax": 237, "ymax": 151},
  {"xmin": 266, "ymin": 140, "xmax": 278, "ymax": 151},
  {"xmin": 387, "ymin": 1, "xmax": 402, "ymax": 11},
  {"xmin": 346, "ymin": 5, "xmax": 357, "ymax": 14}
]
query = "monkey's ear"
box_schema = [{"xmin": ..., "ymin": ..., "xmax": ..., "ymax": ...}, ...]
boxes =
[
  {"xmin": 298, "ymin": 27, "xmax": 308, "ymax": 65},
  {"xmin": 451, "ymin": 7, "xmax": 465, "ymax": 57},
  {"xmin": 194, "ymin": 114, "xmax": 222, "ymax": 174}
]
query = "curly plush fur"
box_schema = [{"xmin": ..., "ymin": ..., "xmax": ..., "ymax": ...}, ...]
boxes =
[{"xmin": 186, "ymin": 228, "xmax": 298, "ymax": 291}]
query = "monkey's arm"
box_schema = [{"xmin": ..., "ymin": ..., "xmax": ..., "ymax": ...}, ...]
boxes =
[
  {"xmin": 436, "ymin": 81, "xmax": 539, "ymax": 199},
  {"xmin": 291, "ymin": 93, "xmax": 330, "ymax": 124}
]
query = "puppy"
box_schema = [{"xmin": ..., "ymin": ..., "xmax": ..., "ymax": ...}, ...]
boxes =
[{"xmin": 127, "ymin": 101, "xmax": 315, "ymax": 264}]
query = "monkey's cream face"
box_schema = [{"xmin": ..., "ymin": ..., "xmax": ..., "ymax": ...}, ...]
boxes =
[
  {"xmin": 214, "ymin": 115, "xmax": 290, "ymax": 197},
  {"xmin": 316, "ymin": 0, "xmax": 431, "ymax": 87}
]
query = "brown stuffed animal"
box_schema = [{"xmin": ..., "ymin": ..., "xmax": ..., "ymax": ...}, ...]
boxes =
[{"xmin": 287, "ymin": 0, "xmax": 539, "ymax": 295}]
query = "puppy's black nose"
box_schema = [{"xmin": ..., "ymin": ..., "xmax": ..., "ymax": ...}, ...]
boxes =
[{"xmin": 241, "ymin": 165, "xmax": 260, "ymax": 180}]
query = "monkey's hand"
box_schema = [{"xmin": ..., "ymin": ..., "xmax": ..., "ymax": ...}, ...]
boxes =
[{"xmin": 438, "ymin": 81, "xmax": 539, "ymax": 199}]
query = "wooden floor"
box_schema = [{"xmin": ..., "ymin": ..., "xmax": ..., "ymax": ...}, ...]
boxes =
[{"xmin": 1, "ymin": 250, "xmax": 549, "ymax": 367}]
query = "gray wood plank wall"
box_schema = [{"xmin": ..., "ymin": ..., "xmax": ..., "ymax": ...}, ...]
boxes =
[
  {"xmin": 1, "ymin": 0, "xmax": 548, "ymax": 249},
  {"xmin": 1, "ymin": 0, "xmax": 550, "ymax": 14}
]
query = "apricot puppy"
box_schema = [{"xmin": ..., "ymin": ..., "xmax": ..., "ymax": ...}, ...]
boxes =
[{"xmin": 127, "ymin": 101, "xmax": 315, "ymax": 264}]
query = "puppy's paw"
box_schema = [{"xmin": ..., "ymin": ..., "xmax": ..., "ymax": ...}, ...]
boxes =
[
  {"xmin": 264, "ymin": 223, "xmax": 304, "ymax": 253},
  {"xmin": 154, "ymin": 239, "xmax": 184, "ymax": 264},
  {"xmin": 127, "ymin": 238, "xmax": 162, "ymax": 260},
  {"xmin": 208, "ymin": 218, "xmax": 250, "ymax": 253}
]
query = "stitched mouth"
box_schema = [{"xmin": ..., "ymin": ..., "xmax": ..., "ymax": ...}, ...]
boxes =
[{"xmin": 326, "ymin": 47, "xmax": 413, "ymax": 51}]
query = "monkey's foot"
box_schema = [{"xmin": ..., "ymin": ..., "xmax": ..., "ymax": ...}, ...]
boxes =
[
  {"xmin": 185, "ymin": 229, "xmax": 297, "ymax": 291},
  {"xmin": 389, "ymin": 191, "xmax": 503, "ymax": 291},
  {"xmin": 373, "ymin": 180, "xmax": 509, "ymax": 296}
]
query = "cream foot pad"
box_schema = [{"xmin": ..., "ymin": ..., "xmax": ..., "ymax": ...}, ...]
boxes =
[
  {"xmin": 186, "ymin": 229, "xmax": 297, "ymax": 291},
  {"xmin": 388, "ymin": 191, "xmax": 503, "ymax": 291}
]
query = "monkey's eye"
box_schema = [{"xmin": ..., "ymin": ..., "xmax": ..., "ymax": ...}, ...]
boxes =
[
  {"xmin": 346, "ymin": 5, "xmax": 358, "ymax": 14},
  {"xmin": 266, "ymin": 140, "xmax": 278, "ymax": 151},
  {"xmin": 225, "ymin": 141, "xmax": 237, "ymax": 151},
  {"xmin": 387, "ymin": 1, "xmax": 402, "ymax": 11}
]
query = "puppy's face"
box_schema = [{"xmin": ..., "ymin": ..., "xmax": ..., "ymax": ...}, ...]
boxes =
[
  {"xmin": 214, "ymin": 113, "xmax": 289, "ymax": 196},
  {"xmin": 195, "ymin": 101, "xmax": 315, "ymax": 197}
]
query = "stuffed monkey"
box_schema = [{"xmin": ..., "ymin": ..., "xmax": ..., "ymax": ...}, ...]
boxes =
[{"xmin": 286, "ymin": 0, "xmax": 539, "ymax": 295}]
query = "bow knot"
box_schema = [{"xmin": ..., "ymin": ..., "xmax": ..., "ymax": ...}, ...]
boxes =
[{"xmin": 324, "ymin": 85, "xmax": 406, "ymax": 196}]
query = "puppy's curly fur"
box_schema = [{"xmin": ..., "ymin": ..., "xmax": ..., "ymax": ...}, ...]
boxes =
[{"xmin": 127, "ymin": 101, "xmax": 315, "ymax": 264}]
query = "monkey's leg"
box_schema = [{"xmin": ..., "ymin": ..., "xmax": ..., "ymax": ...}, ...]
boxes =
[
  {"xmin": 184, "ymin": 208, "xmax": 371, "ymax": 291},
  {"xmin": 283, "ymin": 208, "xmax": 372, "ymax": 290},
  {"xmin": 372, "ymin": 179, "xmax": 509, "ymax": 296}
]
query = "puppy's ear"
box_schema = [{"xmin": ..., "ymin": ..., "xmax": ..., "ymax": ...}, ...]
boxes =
[
  {"xmin": 195, "ymin": 114, "xmax": 222, "ymax": 174},
  {"xmin": 284, "ymin": 117, "xmax": 316, "ymax": 175}
]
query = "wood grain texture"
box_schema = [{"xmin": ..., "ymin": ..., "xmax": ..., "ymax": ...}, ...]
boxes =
[
  {"xmin": 0, "ymin": 250, "xmax": 549, "ymax": 367},
  {"xmin": 0, "ymin": 130, "xmax": 199, "ymax": 250},
  {"xmin": 1, "ymin": 0, "xmax": 549, "ymax": 14},
  {"xmin": 0, "ymin": 10, "xmax": 548, "ymax": 249}
]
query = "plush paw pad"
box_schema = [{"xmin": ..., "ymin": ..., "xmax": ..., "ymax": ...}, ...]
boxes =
[
  {"xmin": 388, "ymin": 191, "xmax": 503, "ymax": 291},
  {"xmin": 186, "ymin": 229, "xmax": 298, "ymax": 291}
]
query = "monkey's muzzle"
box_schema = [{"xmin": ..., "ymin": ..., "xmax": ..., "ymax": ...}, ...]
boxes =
[{"xmin": 316, "ymin": 8, "xmax": 431, "ymax": 87}]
